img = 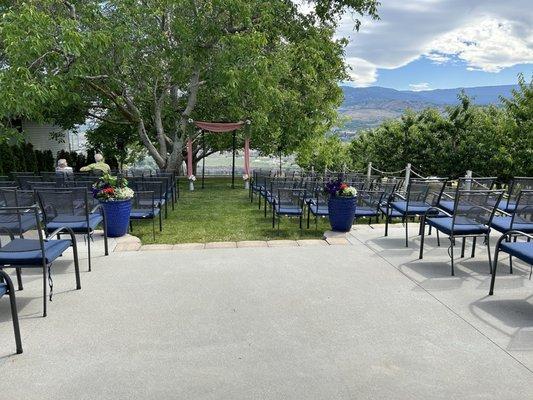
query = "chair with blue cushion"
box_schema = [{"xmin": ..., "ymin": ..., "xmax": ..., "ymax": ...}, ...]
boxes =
[
  {"xmin": 0, "ymin": 269, "xmax": 23, "ymax": 354},
  {"xmin": 37, "ymin": 188, "xmax": 108, "ymax": 272},
  {"xmin": 130, "ymin": 191, "xmax": 162, "ymax": 240},
  {"xmin": 489, "ymin": 190, "xmax": 533, "ymax": 274},
  {"xmin": 500, "ymin": 177, "xmax": 533, "ymax": 213},
  {"xmin": 265, "ymin": 179, "xmax": 294, "ymax": 221},
  {"xmin": 385, "ymin": 178, "xmax": 448, "ymax": 247},
  {"xmin": 419, "ymin": 189, "xmax": 504, "ymax": 276},
  {"xmin": 489, "ymin": 231, "xmax": 533, "ymax": 295},
  {"xmin": 273, "ymin": 188, "xmax": 306, "ymax": 232},
  {"xmin": 354, "ymin": 190, "xmax": 384, "ymax": 225},
  {"xmin": 439, "ymin": 177, "xmax": 496, "ymax": 214},
  {"xmin": 307, "ymin": 190, "xmax": 329, "ymax": 229},
  {"xmin": 0, "ymin": 206, "xmax": 81, "ymax": 317},
  {"xmin": 144, "ymin": 176, "xmax": 171, "ymax": 217}
]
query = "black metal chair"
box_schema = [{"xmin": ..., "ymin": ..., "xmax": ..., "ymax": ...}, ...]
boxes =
[
  {"xmin": 439, "ymin": 177, "xmax": 496, "ymax": 213},
  {"xmin": 273, "ymin": 188, "xmax": 306, "ymax": 232},
  {"xmin": 501, "ymin": 177, "xmax": 533, "ymax": 213},
  {"xmin": 385, "ymin": 178, "xmax": 448, "ymax": 246},
  {"xmin": 16, "ymin": 175, "xmax": 42, "ymax": 190},
  {"xmin": 419, "ymin": 189, "xmax": 504, "ymax": 276},
  {"xmin": 489, "ymin": 231, "xmax": 533, "ymax": 295},
  {"xmin": 0, "ymin": 206, "xmax": 81, "ymax": 317},
  {"xmin": 37, "ymin": 188, "xmax": 108, "ymax": 272},
  {"xmin": 130, "ymin": 191, "xmax": 162, "ymax": 240},
  {"xmin": 0, "ymin": 269, "xmax": 23, "ymax": 354},
  {"xmin": 307, "ymin": 190, "xmax": 329, "ymax": 229}
]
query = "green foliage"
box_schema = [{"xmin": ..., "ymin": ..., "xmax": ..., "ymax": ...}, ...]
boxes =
[
  {"xmin": 0, "ymin": 0, "xmax": 378, "ymax": 171},
  {"xmin": 348, "ymin": 76, "xmax": 533, "ymax": 181},
  {"xmin": 0, "ymin": 141, "xmax": 54, "ymax": 175},
  {"xmin": 296, "ymin": 135, "xmax": 351, "ymax": 172}
]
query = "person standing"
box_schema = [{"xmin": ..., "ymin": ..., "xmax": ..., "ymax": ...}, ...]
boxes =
[{"xmin": 80, "ymin": 153, "xmax": 111, "ymax": 173}]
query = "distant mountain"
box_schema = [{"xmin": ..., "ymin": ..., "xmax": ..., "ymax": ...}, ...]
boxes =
[{"xmin": 337, "ymin": 84, "xmax": 518, "ymax": 139}]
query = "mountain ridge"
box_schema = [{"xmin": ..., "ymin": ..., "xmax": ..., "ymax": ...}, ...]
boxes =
[{"xmin": 337, "ymin": 84, "xmax": 518, "ymax": 138}]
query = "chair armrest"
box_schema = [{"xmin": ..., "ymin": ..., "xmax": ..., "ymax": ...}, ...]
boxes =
[
  {"xmin": 495, "ymin": 209, "xmax": 512, "ymax": 217},
  {"xmin": 0, "ymin": 269, "xmax": 15, "ymax": 293},
  {"xmin": 424, "ymin": 206, "xmax": 451, "ymax": 218},
  {"xmin": 46, "ymin": 226, "xmax": 77, "ymax": 242},
  {"xmin": 91, "ymin": 203, "xmax": 103, "ymax": 214}
]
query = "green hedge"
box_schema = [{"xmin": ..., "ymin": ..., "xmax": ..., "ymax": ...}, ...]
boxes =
[{"xmin": 0, "ymin": 142, "xmax": 55, "ymax": 175}]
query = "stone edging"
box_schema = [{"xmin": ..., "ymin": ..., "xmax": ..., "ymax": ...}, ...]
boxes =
[{"xmin": 113, "ymin": 234, "xmax": 353, "ymax": 252}]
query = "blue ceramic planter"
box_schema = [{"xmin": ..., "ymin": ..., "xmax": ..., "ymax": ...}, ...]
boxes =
[
  {"xmin": 328, "ymin": 196, "xmax": 356, "ymax": 232},
  {"xmin": 101, "ymin": 200, "xmax": 132, "ymax": 237}
]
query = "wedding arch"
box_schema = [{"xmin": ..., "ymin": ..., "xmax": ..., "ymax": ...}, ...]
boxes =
[{"xmin": 186, "ymin": 120, "xmax": 251, "ymax": 189}]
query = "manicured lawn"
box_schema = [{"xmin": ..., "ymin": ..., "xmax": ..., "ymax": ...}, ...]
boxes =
[{"xmin": 132, "ymin": 177, "xmax": 331, "ymax": 244}]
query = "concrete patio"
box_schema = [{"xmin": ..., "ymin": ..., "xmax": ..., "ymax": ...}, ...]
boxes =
[{"xmin": 1, "ymin": 224, "xmax": 533, "ymax": 399}]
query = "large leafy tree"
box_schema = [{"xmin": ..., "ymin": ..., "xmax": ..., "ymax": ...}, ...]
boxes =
[{"xmin": 0, "ymin": 0, "xmax": 378, "ymax": 171}]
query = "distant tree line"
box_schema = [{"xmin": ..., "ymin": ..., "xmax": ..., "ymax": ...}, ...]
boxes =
[{"xmin": 297, "ymin": 74, "xmax": 533, "ymax": 181}]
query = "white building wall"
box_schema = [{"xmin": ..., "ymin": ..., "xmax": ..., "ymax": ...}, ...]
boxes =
[{"xmin": 20, "ymin": 121, "xmax": 76, "ymax": 154}]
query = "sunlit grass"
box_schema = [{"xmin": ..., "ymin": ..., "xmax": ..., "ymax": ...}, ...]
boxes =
[{"xmin": 132, "ymin": 177, "xmax": 331, "ymax": 244}]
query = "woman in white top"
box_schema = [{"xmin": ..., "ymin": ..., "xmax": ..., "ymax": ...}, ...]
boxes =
[{"xmin": 55, "ymin": 159, "xmax": 73, "ymax": 174}]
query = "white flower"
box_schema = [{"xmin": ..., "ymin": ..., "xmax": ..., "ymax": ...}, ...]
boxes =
[
  {"xmin": 242, "ymin": 174, "xmax": 249, "ymax": 181},
  {"xmin": 114, "ymin": 187, "xmax": 135, "ymax": 200},
  {"xmin": 188, "ymin": 175, "xmax": 196, "ymax": 181}
]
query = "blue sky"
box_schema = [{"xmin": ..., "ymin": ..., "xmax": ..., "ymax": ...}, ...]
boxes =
[{"xmin": 335, "ymin": 0, "xmax": 533, "ymax": 90}]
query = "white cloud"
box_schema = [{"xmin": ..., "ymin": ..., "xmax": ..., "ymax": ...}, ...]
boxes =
[
  {"xmin": 344, "ymin": 57, "xmax": 377, "ymax": 87},
  {"xmin": 409, "ymin": 82, "xmax": 430, "ymax": 91},
  {"xmin": 338, "ymin": 0, "xmax": 533, "ymax": 86}
]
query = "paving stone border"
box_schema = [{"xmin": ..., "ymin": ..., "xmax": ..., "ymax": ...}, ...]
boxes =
[{"xmin": 112, "ymin": 223, "xmax": 407, "ymax": 252}]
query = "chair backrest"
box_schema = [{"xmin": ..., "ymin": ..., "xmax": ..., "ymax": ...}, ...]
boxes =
[
  {"xmin": 135, "ymin": 180, "xmax": 164, "ymax": 203},
  {"xmin": 358, "ymin": 189, "xmax": 385, "ymax": 209},
  {"xmin": 0, "ymin": 206, "xmax": 41, "ymax": 241},
  {"xmin": 452, "ymin": 189, "xmax": 504, "ymax": 228},
  {"xmin": 0, "ymin": 188, "xmax": 35, "ymax": 208},
  {"xmin": 406, "ymin": 178, "xmax": 447, "ymax": 206},
  {"xmin": 457, "ymin": 177, "xmax": 496, "ymax": 191},
  {"xmin": 28, "ymin": 181, "xmax": 58, "ymax": 190},
  {"xmin": 131, "ymin": 191, "xmax": 155, "ymax": 212},
  {"xmin": 508, "ymin": 177, "xmax": 533, "ymax": 202},
  {"xmin": 276, "ymin": 188, "xmax": 306, "ymax": 208},
  {"xmin": 0, "ymin": 175, "xmax": 9, "ymax": 181},
  {"xmin": 37, "ymin": 188, "xmax": 90, "ymax": 224},
  {"xmin": 16, "ymin": 175, "xmax": 42, "ymax": 190},
  {"xmin": 511, "ymin": 190, "xmax": 533, "ymax": 230},
  {"xmin": 11, "ymin": 172, "xmax": 36, "ymax": 177},
  {"xmin": 0, "ymin": 181, "xmax": 17, "ymax": 188}
]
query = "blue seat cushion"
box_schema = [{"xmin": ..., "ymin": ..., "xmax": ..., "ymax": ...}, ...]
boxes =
[
  {"xmin": 0, "ymin": 238, "xmax": 72, "ymax": 265},
  {"xmin": 438, "ymin": 200, "xmax": 455, "ymax": 213},
  {"xmin": 426, "ymin": 217, "xmax": 488, "ymax": 236},
  {"xmin": 490, "ymin": 216, "xmax": 533, "ymax": 234},
  {"xmin": 391, "ymin": 201, "xmax": 432, "ymax": 215},
  {"xmin": 500, "ymin": 242, "xmax": 533, "ymax": 265},
  {"xmin": 276, "ymin": 206, "xmax": 302, "ymax": 215},
  {"xmin": 130, "ymin": 208, "xmax": 160, "ymax": 219},
  {"xmin": 379, "ymin": 206, "xmax": 403, "ymax": 218},
  {"xmin": 354, "ymin": 207, "xmax": 379, "ymax": 218},
  {"xmin": 0, "ymin": 283, "xmax": 6, "ymax": 297},
  {"xmin": 45, "ymin": 213, "xmax": 103, "ymax": 233},
  {"xmin": 309, "ymin": 204, "xmax": 328, "ymax": 216}
]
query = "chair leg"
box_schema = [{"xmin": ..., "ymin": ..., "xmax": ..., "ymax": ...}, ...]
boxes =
[
  {"xmin": 87, "ymin": 232, "xmax": 92, "ymax": 272},
  {"xmin": 450, "ymin": 236, "xmax": 455, "ymax": 276},
  {"xmin": 461, "ymin": 238, "xmax": 466, "ymax": 258},
  {"xmin": 299, "ymin": 214, "xmax": 302, "ymax": 230},
  {"xmin": 471, "ymin": 237, "xmax": 476, "ymax": 258},
  {"xmin": 71, "ymin": 234, "xmax": 81, "ymax": 290},
  {"xmin": 307, "ymin": 206, "xmax": 311, "ymax": 229},
  {"xmin": 6, "ymin": 277, "xmax": 23, "ymax": 354},
  {"xmin": 384, "ymin": 206, "xmax": 390, "ymax": 237},
  {"xmin": 418, "ymin": 217, "xmax": 425, "ymax": 260},
  {"xmin": 42, "ymin": 266, "xmax": 47, "ymax": 317},
  {"xmin": 152, "ymin": 219, "xmax": 155, "ymax": 241},
  {"xmin": 486, "ymin": 234, "xmax": 492, "ymax": 274},
  {"xmin": 272, "ymin": 206, "xmax": 276, "ymax": 229},
  {"xmin": 15, "ymin": 268, "xmax": 23, "ymax": 291},
  {"xmin": 159, "ymin": 212, "xmax": 163, "ymax": 232},
  {"xmin": 405, "ymin": 217, "xmax": 409, "ymax": 247},
  {"xmin": 437, "ymin": 231, "xmax": 440, "ymax": 247},
  {"xmin": 489, "ymin": 246, "xmax": 500, "ymax": 295}
]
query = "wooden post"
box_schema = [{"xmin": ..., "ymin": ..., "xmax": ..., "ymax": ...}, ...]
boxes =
[
  {"xmin": 404, "ymin": 163, "xmax": 411, "ymax": 191},
  {"xmin": 465, "ymin": 170, "xmax": 472, "ymax": 190},
  {"xmin": 367, "ymin": 162, "xmax": 372, "ymax": 182}
]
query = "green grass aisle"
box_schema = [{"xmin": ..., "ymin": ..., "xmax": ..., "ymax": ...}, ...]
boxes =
[{"xmin": 132, "ymin": 178, "xmax": 331, "ymax": 244}]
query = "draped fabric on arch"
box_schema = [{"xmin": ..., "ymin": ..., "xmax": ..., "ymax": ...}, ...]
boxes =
[{"xmin": 187, "ymin": 121, "xmax": 250, "ymax": 189}]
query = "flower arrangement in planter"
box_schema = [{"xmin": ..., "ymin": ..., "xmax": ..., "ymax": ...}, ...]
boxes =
[
  {"xmin": 92, "ymin": 174, "xmax": 134, "ymax": 237},
  {"xmin": 324, "ymin": 179, "xmax": 358, "ymax": 232}
]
